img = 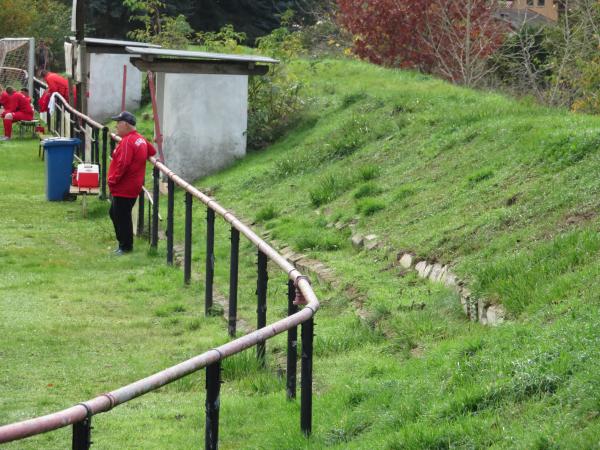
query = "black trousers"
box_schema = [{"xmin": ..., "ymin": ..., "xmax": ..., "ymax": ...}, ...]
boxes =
[{"xmin": 109, "ymin": 196, "xmax": 137, "ymax": 252}]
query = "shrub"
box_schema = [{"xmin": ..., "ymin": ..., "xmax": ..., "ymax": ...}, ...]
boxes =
[
  {"xmin": 323, "ymin": 115, "xmax": 373, "ymax": 160},
  {"xmin": 356, "ymin": 197, "xmax": 386, "ymax": 216},
  {"xmin": 255, "ymin": 204, "xmax": 277, "ymax": 222},
  {"xmin": 196, "ymin": 24, "xmax": 247, "ymax": 52},
  {"xmin": 293, "ymin": 227, "xmax": 346, "ymax": 251},
  {"xmin": 125, "ymin": 1, "xmax": 193, "ymax": 49},
  {"xmin": 359, "ymin": 164, "xmax": 380, "ymax": 181},
  {"xmin": 393, "ymin": 185, "xmax": 416, "ymax": 202},
  {"xmin": 248, "ymin": 11, "xmax": 306, "ymax": 149},
  {"xmin": 309, "ymin": 173, "xmax": 354, "ymax": 207},
  {"xmin": 467, "ymin": 169, "xmax": 494, "ymax": 187},
  {"xmin": 354, "ymin": 182, "xmax": 382, "ymax": 199}
]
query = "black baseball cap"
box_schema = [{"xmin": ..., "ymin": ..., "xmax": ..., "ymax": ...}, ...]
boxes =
[{"xmin": 111, "ymin": 111, "xmax": 136, "ymax": 126}]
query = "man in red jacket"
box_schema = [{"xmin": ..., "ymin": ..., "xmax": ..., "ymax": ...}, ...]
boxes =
[
  {"xmin": 108, "ymin": 111, "xmax": 156, "ymax": 255},
  {"xmin": 40, "ymin": 69, "xmax": 70, "ymax": 103},
  {"xmin": 1, "ymin": 87, "xmax": 33, "ymax": 140}
]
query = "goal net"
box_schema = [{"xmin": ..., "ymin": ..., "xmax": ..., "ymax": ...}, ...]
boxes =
[{"xmin": 0, "ymin": 38, "xmax": 34, "ymax": 94}]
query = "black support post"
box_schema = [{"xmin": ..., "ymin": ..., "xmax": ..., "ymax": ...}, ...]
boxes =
[
  {"xmin": 100, "ymin": 127, "xmax": 107, "ymax": 199},
  {"xmin": 166, "ymin": 178, "xmax": 175, "ymax": 265},
  {"xmin": 151, "ymin": 167, "xmax": 159, "ymax": 248},
  {"xmin": 301, "ymin": 318, "xmax": 314, "ymax": 436},
  {"xmin": 287, "ymin": 280, "xmax": 298, "ymax": 399},
  {"xmin": 256, "ymin": 250, "xmax": 268, "ymax": 364},
  {"xmin": 228, "ymin": 227, "xmax": 239, "ymax": 337},
  {"xmin": 92, "ymin": 128, "xmax": 99, "ymax": 165},
  {"xmin": 137, "ymin": 190, "xmax": 145, "ymax": 236},
  {"xmin": 71, "ymin": 416, "xmax": 92, "ymax": 450},
  {"xmin": 184, "ymin": 192, "xmax": 192, "ymax": 284},
  {"xmin": 205, "ymin": 361, "xmax": 221, "ymax": 450},
  {"xmin": 205, "ymin": 207, "xmax": 215, "ymax": 315}
]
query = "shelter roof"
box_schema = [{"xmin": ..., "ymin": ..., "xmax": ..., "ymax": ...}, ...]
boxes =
[
  {"xmin": 68, "ymin": 37, "xmax": 161, "ymax": 54},
  {"xmin": 125, "ymin": 47, "xmax": 278, "ymax": 76},
  {"xmin": 73, "ymin": 38, "xmax": 161, "ymax": 48}
]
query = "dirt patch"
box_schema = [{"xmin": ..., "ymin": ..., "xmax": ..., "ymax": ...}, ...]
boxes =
[
  {"xmin": 562, "ymin": 208, "xmax": 597, "ymax": 227},
  {"xmin": 410, "ymin": 345, "xmax": 424, "ymax": 358}
]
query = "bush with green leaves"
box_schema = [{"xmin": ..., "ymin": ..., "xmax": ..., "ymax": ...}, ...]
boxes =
[
  {"xmin": 124, "ymin": 0, "xmax": 193, "ymax": 49},
  {"xmin": 356, "ymin": 197, "xmax": 386, "ymax": 216},
  {"xmin": 0, "ymin": 0, "xmax": 70, "ymax": 71},
  {"xmin": 196, "ymin": 24, "xmax": 247, "ymax": 53},
  {"xmin": 248, "ymin": 10, "xmax": 306, "ymax": 149}
]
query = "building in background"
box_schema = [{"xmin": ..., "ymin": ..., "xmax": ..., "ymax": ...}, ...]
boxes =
[
  {"xmin": 498, "ymin": 0, "xmax": 558, "ymax": 29},
  {"xmin": 510, "ymin": 0, "xmax": 558, "ymax": 21}
]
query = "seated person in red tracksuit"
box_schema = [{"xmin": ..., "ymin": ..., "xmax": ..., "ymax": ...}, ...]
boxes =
[
  {"xmin": 108, "ymin": 111, "xmax": 157, "ymax": 255},
  {"xmin": 0, "ymin": 87, "xmax": 34, "ymax": 141}
]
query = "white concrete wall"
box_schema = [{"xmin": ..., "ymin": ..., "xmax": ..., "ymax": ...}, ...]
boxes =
[
  {"xmin": 159, "ymin": 73, "xmax": 248, "ymax": 181},
  {"xmin": 87, "ymin": 53, "xmax": 142, "ymax": 122}
]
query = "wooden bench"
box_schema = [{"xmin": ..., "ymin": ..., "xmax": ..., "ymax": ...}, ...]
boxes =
[
  {"xmin": 37, "ymin": 133, "xmax": 54, "ymax": 160},
  {"xmin": 17, "ymin": 120, "xmax": 39, "ymax": 139}
]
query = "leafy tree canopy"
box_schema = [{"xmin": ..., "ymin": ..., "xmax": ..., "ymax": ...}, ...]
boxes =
[{"xmin": 52, "ymin": 0, "xmax": 324, "ymax": 43}]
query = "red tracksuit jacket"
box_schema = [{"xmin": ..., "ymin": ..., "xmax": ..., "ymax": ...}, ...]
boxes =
[
  {"xmin": 0, "ymin": 91, "xmax": 18, "ymax": 113},
  {"xmin": 108, "ymin": 130, "xmax": 157, "ymax": 198},
  {"xmin": 45, "ymin": 72, "xmax": 70, "ymax": 101}
]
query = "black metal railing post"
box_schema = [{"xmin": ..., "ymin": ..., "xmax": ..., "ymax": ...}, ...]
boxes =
[
  {"xmin": 137, "ymin": 191, "xmax": 145, "ymax": 236},
  {"xmin": 92, "ymin": 128, "xmax": 99, "ymax": 165},
  {"xmin": 287, "ymin": 280, "xmax": 298, "ymax": 399},
  {"xmin": 71, "ymin": 416, "xmax": 92, "ymax": 450},
  {"xmin": 257, "ymin": 250, "xmax": 268, "ymax": 364},
  {"xmin": 301, "ymin": 318, "xmax": 314, "ymax": 436},
  {"xmin": 55, "ymin": 107, "xmax": 61, "ymax": 136},
  {"xmin": 100, "ymin": 127, "xmax": 107, "ymax": 199},
  {"xmin": 46, "ymin": 109, "xmax": 53, "ymax": 135},
  {"xmin": 184, "ymin": 192, "xmax": 192, "ymax": 284},
  {"xmin": 151, "ymin": 167, "xmax": 159, "ymax": 248},
  {"xmin": 205, "ymin": 361, "xmax": 221, "ymax": 450},
  {"xmin": 228, "ymin": 227, "xmax": 239, "ymax": 337},
  {"xmin": 166, "ymin": 179, "xmax": 175, "ymax": 265},
  {"xmin": 205, "ymin": 208, "xmax": 215, "ymax": 315}
]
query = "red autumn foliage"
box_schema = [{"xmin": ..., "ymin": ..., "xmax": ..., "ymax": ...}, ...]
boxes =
[
  {"xmin": 336, "ymin": 0, "xmax": 433, "ymax": 70},
  {"xmin": 337, "ymin": 0, "xmax": 509, "ymax": 85}
]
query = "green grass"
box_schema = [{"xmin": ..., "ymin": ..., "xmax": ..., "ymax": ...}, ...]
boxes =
[{"xmin": 2, "ymin": 57, "xmax": 600, "ymax": 449}]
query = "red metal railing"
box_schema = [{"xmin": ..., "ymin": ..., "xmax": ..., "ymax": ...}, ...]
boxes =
[{"xmin": 0, "ymin": 93, "xmax": 319, "ymax": 449}]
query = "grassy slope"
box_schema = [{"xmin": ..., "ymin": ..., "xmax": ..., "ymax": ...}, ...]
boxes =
[
  {"xmin": 178, "ymin": 59, "xmax": 600, "ymax": 448},
  {"xmin": 0, "ymin": 57, "xmax": 599, "ymax": 449}
]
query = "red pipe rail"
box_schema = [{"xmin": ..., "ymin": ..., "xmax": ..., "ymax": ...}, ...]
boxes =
[
  {"xmin": 0, "ymin": 285, "xmax": 317, "ymax": 443},
  {"xmin": 0, "ymin": 103, "xmax": 320, "ymax": 447}
]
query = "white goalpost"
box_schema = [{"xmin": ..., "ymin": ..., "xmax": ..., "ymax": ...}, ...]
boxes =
[{"xmin": 0, "ymin": 38, "xmax": 35, "ymax": 95}]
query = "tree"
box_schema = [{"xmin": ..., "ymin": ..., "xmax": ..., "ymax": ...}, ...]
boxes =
[
  {"xmin": 490, "ymin": 0, "xmax": 600, "ymax": 111},
  {"xmin": 124, "ymin": 0, "xmax": 193, "ymax": 49},
  {"xmin": 545, "ymin": 0, "xmax": 600, "ymax": 109},
  {"xmin": 337, "ymin": 0, "xmax": 508, "ymax": 86},
  {"xmin": 0, "ymin": 0, "xmax": 35, "ymax": 37},
  {"xmin": 0, "ymin": 0, "xmax": 70, "ymax": 71},
  {"xmin": 336, "ymin": 0, "xmax": 434, "ymax": 70},
  {"xmin": 422, "ymin": 0, "xmax": 507, "ymax": 86}
]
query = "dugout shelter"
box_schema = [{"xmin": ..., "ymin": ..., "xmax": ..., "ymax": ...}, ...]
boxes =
[
  {"xmin": 126, "ymin": 47, "xmax": 278, "ymax": 182},
  {"xmin": 65, "ymin": 38, "xmax": 160, "ymax": 122}
]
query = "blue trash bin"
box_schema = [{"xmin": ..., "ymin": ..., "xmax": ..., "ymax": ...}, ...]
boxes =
[{"xmin": 43, "ymin": 138, "xmax": 80, "ymax": 201}]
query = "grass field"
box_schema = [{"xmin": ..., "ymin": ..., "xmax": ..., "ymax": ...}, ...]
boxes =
[{"xmin": 1, "ymin": 57, "xmax": 600, "ymax": 449}]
